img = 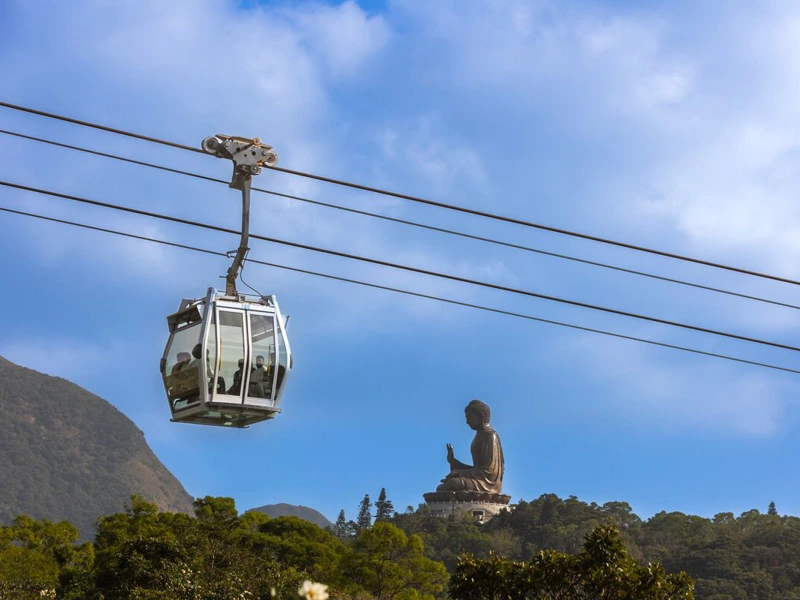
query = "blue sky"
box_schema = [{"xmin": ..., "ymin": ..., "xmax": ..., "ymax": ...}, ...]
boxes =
[{"xmin": 2, "ymin": 0, "xmax": 800, "ymax": 524}]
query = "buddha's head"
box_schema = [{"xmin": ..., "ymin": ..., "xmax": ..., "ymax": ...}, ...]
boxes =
[{"xmin": 464, "ymin": 399, "xmax": 490, "ymax": 430}]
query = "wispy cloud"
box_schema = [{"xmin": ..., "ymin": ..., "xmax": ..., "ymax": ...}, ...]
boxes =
[
  {"xmin": 558, "ymin": 332, "xmax": 791, "ymax": 438},
  {"xmin": 378, "ymin": 116, "xmax": 486, "ymax": 193},
  {"xmin": 279, "ymin": 0, "xmax": 390, "ymax": 78},
  {"xmin": 4, "ymin": 0, "xmax": 800, "ymax": 361}
]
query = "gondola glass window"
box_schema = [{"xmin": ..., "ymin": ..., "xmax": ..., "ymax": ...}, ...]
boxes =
[
  {"xmin": 206, "ymin": 316, "xmax": 219, "ymax": 393},
  {"xmin": 164, "ymin": 322, "xmax": 203, "ymax": 409},
  {"xmin": 247, "ymin": 314, "xmax": 276, "ymax": 404},
  {"xmin": 216, "ymin": 310, "xmax": 246, "ymax": 402},
  {"xmin": 276, "ymin": 319, "xmax": 289, "ymax": 399}
]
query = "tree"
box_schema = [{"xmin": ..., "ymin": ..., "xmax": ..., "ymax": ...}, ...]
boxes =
[
  {"xmin": 451, "ymin": 524, "xmax": 695, "ymax": 599},
  {"xmin": 333, "ymin": 510, "xmax": 349, "ymax": 540},
  {"xmin": 356, "ymin": 494, "xmax": 372, "ymax": 532},
  {"xmin": 92, "ymin": 495, "xmax": 306, "ymax": 600},
  {"xmin": 0, "ymin": 546, "xmax": 59, "ymax": 590},
  {"xmin": 375, "ymin": 488, "xmax": 395, "ymax": 522},
  {"xmin": 345, "ymin": 522, "xmax": 448, "ymax": 600},
  {"xmin": 768, "ymin": 502, "xmax": 778, "ymax": 516},
  {"xmin": 0, "ymin": 516, "xmax": 94, "ymax": 599},
  {"xmin": 252, "ymin": 516, "xmax": 349, "ymax": 586},
  {"xmin": 346, "ymin": 519, "xmax": 359, "ymax": 539}
]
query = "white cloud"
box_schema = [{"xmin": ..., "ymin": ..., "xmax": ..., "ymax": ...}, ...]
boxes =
[
  {"xmin": 561, "ymin": 332, "xmax": 790, "ymax": 438},
  {"xmin": 378, "ymin": 116, "xmax": 486, "ymax": 193},
  {"xmin": 384, "ymin": 0, "xmax": 800, "ymax": 340},
  {"xmin": 573, "ymin": 5, "xmax": 800, "ymax": 281},
  {"xmin": 5, "ymin": 0, "xmax": 800, "ymax": 344},
  {"xmin": 0, "ymin": 0, "xmax": 394, "ymax": 288},
  {"xmin": 640, "ymin": 119, "xmax": 800, "ymax": 278},
  {"xmin": 633, "ymin": 71, "xmax": 691, "ymax": 108},
  {"xmin": 283, "ymin": 0, "xmax": 390, "ymax": 77}
]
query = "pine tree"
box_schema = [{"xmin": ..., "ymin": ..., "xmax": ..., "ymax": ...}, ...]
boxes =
[
  {"xmin": 356, "ymin": 494, "xmax": 372, "ymax": 532},
  {"xmin": 375, "ymin": 487, "xmax": 395, "ymax": 521},
  {"xmin": 333, "ymin": 509, "xmax": 348, "ymax": 539},
  {"xmin": 346, "ymin": 519, "xmax": 359, "ymax": 538},
  {"xmin": 768, "ymin": 501, "xmax": 778, "ymax": 516}
]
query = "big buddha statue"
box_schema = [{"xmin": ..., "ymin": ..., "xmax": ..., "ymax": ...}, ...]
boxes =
[{"xmin": 437, "ymin": 399, "xmax": 504, "ymax": 493}]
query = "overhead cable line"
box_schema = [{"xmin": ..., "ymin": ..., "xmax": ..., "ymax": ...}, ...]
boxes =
[
  {"xmin": 2, "ymin": 203, "xmax": 798, "ymax": 376},
  {"xmin": 2, "ymin": 178, "xmax": 799, "ymax": 354},
  {"xmin": 2, "ymin": 128, "xmax": 797, "ymax": 311},
  {"xmin": 0, "ymin": 100, "xmax": 202, "ymax": 155},
  {"xmin": 1, "ymin": 99, "xmax": 798, "ymax": 287}
]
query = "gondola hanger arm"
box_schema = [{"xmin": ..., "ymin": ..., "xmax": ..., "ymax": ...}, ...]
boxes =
[{"xmin": 201, "ymin": 135, "xmax": 278, "ymax": 297}]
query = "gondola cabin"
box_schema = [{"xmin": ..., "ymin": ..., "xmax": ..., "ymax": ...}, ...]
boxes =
[{"xmin": 160, "ymin": 288, "xmax": 292, "ymax": 428}]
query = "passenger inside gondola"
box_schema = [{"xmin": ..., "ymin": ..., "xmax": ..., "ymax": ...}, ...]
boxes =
[
  {"xmin": 171, "ymin": 351, "xmax": 191, "ymax": 375},
  {"xmin": 227, "ymin": 359, "xmax": 246, "ymax": 395},
  {"xmin": 164, "ymin": 328, "xmax": 203, "ymax": 406},
  {"xmin": 249, "ymin": 354, "xmax": 271, "ymax": 398},
  {"xmin": 186, "ymin": 344, "xmax": 215, "ymax": 380}
]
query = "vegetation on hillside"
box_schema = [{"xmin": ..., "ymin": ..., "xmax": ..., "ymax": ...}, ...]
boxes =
[
  {"xmin": 0, "ymin": 350, "xmax": 791, "ymax": 600},
  {"xmin": 0, "ymin": 500, "xmax": 697, "ymax": 599},
  {"xmin": 249, "ymin": 503, "xmax": 333, "ymax": 529},
  {"xmin": 0, "ymin": 496, "xmax": 449, "ymax": 599},
  {"xmin": 450, "ymin": 524, "xmax": 694, "ymax": 599},
  {"xmin": 0, "ymin": 493, "xmax": 702, "ymax": 599},
  {"xmin": 0, "ymin": 356, "xmax": 194, "ymax": 538},
  {"xmin": 381, "ymin": 492, "xmax": 800, "ymax": 600}
]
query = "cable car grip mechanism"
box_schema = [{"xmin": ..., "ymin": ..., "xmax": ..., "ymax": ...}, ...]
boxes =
[{"xmin": 201, "ymin": 135, "xmax": 278, "ymax": 297}]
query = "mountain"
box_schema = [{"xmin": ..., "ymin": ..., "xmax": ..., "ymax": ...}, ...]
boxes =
[
  {"xmin": 249, "ymin": 503, "xmax": 333, "ymax": 529},
  {"xmin": 0, "ymin": 355, "xmax": 194, "ymax": 538}
]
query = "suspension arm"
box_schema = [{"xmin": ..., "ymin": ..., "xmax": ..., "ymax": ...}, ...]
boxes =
[{"xmin": 200, "ymin": 135, "xmax": 278, "ymax": 296}]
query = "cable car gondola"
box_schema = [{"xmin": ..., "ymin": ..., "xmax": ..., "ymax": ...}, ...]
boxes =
[{"xmin": 159, "ymin": 135, "xmax": 292, "ymax": 428}]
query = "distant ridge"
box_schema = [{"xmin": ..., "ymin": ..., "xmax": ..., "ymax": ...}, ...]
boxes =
[
  {"xmin": 249, "ymin": 503, "xmax": 333, "ymax": 529},
  {"xmin": 0, "ymin": 355, "xmax": 195, "ymax": 538}
]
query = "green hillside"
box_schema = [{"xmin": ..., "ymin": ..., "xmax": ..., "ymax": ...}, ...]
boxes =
[
  {"xmin": 388, "ymin": 492, "xmax": 800, "ymax": 599},
  {"xmin": 0, "ymin": 355, "xmax": 194, "ymax": 538},
  {"xmin": 249, "ymin": 503, "xmax": 333, "ymax": 529}
]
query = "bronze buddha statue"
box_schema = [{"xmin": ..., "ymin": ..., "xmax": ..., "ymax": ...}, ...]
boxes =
[{"xmin": 437, "ymin": 399, "xmax": 504, "ymax": 494}]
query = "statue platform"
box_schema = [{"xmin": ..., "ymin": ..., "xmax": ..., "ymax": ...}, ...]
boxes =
[{"xmin": 423, "ymin": 491, "xmax": 512, "ymax": 523}]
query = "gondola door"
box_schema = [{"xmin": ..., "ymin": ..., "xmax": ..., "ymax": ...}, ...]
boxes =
[
  {"xmin": 244, "ymin": 310, "xmax": 278, "ymax": 409},
  {"xmin": 209, "ymin": 306, "xmax": 249, "ymax": 407}
]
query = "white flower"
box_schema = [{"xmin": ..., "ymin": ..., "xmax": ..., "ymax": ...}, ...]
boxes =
[{"xmin": 298, "ymin": 580, "xmax": 329, "ymax": 600}]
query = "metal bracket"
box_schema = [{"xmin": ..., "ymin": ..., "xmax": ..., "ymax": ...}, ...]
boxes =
[
  {"xmin": 201, "ymin": 135, "xmax": 278, "ymax": 296},
  {"xmin": 201, "ymin": 135, "xmax": 278, "ymax": 190}
]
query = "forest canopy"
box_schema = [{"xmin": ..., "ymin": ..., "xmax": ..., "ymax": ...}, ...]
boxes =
[{"xmin": 5, "ymin": 491, "xmax": 797, "ymax": 599}]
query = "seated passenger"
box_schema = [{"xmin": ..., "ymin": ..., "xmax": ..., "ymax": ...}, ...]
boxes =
[
  {"xmin": 167, "ymin": 351, "xmax": 198, "ymax": 402},
  {"xmin": 171, "ymin": 351, "xmax": 191, "ymax": 375},
  {"xmin": 186, "ymin": 344, "xmax": 203, "ymax": 365},
  {"xmin": 187, "ymin": 343, "xmax": 215, "ymax": 381},
  {"xmin": 227, "ymin": 359, "xmax": 246, "ymax": 395},
  {"xmin": 248, "ymin": 354, "xmax": 271, "ymax": 398}
]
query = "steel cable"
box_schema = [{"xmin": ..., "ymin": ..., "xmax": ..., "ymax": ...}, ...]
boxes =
[
  {"xmin": 2, "ymin": 179, "xmax": 799, "ymax": 354},
  {"xmin": 1, "ymin": 204, "xmax": 798, "ymax": 375}
]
